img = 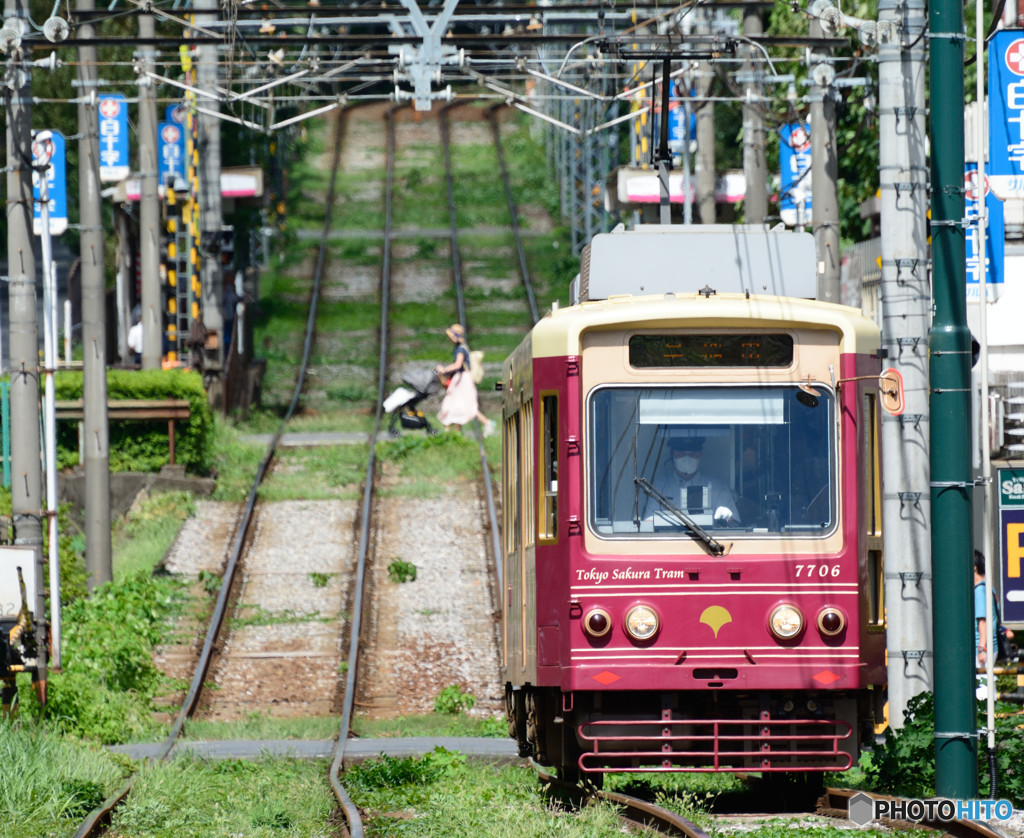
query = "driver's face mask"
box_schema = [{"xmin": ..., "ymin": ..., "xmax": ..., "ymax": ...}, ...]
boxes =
[{"xmin": 674, "ymin": 453, "xmax": 700, "ymax": 474}]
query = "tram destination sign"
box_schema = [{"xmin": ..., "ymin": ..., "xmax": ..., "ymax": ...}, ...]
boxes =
[{"xmin": 629, "ymin": 334, "xmax": 794, "ymax": 367}]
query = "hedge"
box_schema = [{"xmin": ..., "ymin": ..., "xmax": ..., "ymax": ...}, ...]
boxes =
[{"xmin": 51, "ymin": 369, "xmax": 214, "ymax": 473}]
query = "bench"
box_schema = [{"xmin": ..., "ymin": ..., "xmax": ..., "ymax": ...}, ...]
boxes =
[{"xmin": 55, "ymin": 399, "xmax": 191, "ymax": 465}]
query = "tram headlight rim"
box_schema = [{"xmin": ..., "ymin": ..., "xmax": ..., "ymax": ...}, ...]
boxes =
[
  {"xmin": 583, "ymin": 607, "xmax": 612, "ymax": 639},
  {"xmin": 768, "ymin": 603, "xmax": 805, "ymax": 640},
  {"xmin": 624, "ymin": 604, "xmax": 660, "ymax": 642},
  {"xmin": 816, "ymin": 605, "xmax": 846, "ymax": 637}
]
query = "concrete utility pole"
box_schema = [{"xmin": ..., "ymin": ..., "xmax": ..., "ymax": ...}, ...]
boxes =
[
  {"xmin": 877, "ymin": 0, "xmax": 932, "ymax": 728},
  {"xmin": 77, "ymin": 0, "xmax": 112, "ymax": 588},
  {"xmin": 5, "ymin": 0, "xmax": 46, "ymax": 694},
  {"xmin": 694, "ymin": 10, "xmax": 715, "ymax": 224},
  {"xmin": 741, "ymin": 7, "xmax": 768, "ymax": 225},
  {"xmin": 138, "ymin": 11, "xmax": 162, "ymax": 370},
  {"xmin": 196, "ymin": 0, "xmax": 224, "ymax": 385},
  {"xmin": 928, "ymin": 0, "xmax": 978, "ymax": 797},
  {"xmin": 808, "ymin": 19, "xmax": 841, "ymax": 302}
]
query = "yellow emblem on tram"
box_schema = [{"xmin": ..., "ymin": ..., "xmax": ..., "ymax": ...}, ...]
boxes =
[{"xmin": 699, "ymin": 605, "xmax": 733, "ymax": 638}]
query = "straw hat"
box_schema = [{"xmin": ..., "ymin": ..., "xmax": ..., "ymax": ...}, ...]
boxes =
[{"xmin": 445, "ymin": 324, "xmax": 465, "ymax": 342}]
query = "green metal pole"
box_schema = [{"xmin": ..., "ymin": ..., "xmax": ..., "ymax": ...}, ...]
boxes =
[{"xmin": 928, "ymin": 0, "xmax": 978, "ymax": 798}]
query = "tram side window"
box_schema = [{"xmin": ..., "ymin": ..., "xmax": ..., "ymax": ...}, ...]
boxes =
[
  {"xmin": 523, "ymin": 401, "xmax": 535, "ymax": 548},
  {"xmin": 539, "ymin": 394, "xmax": 558, "ymax": 541},
  {"xmin": 504, "ymin": 414, "xmax": 520, "ymax": 555}
]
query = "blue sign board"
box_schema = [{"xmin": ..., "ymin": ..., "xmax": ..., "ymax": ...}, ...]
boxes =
[
  {"xmin": 999, "ymin": 468, "xmax": 1024, "ymax": 627},
  {"xmin": 665, "ymin": 85, "xmax": 696, "ymax": 152},
  {"xmin": 779, "ymin": 122, "xmax": 812, "ymax": 226},
  {"xmin": 32, "ymin": 130, "xmax": 67, "ymax": 236},
  {"xmin": 964, "ymin": 163, "xmax": 1005, "ymax": 294},
  {"xmin": 158, "ymin": 120, "xmax": 186, "ymax": 186},
  {"xmin": 988, "ymin": 30, "xmax": 1024, "ymax": 199},
  {"xmin": 98, "ymin": 93, "xmax": 130, "ymax": 182}
]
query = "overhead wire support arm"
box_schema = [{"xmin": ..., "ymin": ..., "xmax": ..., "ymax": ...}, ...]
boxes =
[{"xmin": 463, "ymin": 68, "xmax": 582, "ymax": 135}]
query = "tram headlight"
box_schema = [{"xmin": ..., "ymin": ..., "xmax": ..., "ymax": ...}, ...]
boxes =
[
  {"xmin": 817, "ymin": 606, "xmax": 846, "ymax": 637},
  {"xmin": 769, "ymin": 604, "xmax": 804, "ymax": 640},
  {"xmin": 624, "ymin": 604, "xmax": 659, "ymax": 641},
  {"xmin": 583, "ymin": 608, "xmax": 612, "ymax": 639}
]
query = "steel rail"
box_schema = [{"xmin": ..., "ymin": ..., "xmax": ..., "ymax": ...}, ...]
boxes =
[
  {"xmin": 485, "ymin": 103, "xmax": 540, "ymax": 325},
  {"xmin": 534, "ymin": 763, "xmax": 712, "ymax": 838},
  {"xmin": 70, "ymin": 101, "xmax": 347, "ymax": 838},
  {"xmin": 439, "ymin": 99, "xmax": 504, "ymax": 600},
  {"xmin": 820, "ymin": 787, "xmax": 1011, "ymax": 838},
  {"xmin": 328, "ymin": 102, "xmax": 405, "ymax": 838}
]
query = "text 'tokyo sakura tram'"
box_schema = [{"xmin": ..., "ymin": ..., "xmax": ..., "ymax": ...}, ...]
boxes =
[{"xmin": 500, "ymin": 224, "xmax": 904, "ymax": 783}]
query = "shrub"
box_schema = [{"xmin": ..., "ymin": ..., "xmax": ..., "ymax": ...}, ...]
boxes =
[
  {"xmin": 865, "ymin": 690, "xmax": 1024, "ymax": 806},
  {"xmin": 19, "ymin": 571, "xmax": 184, "ymax": 743}
]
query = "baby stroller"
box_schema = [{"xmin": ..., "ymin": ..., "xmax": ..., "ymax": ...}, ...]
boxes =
[{"xmin": 383, "ymin": 368, "xmax": 442, "ymax": 436}]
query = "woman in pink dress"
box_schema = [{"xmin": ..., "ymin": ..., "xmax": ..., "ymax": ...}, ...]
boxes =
[{"xmin": 435, "ymin": 324, "xmax": 495, "ymax": 436}]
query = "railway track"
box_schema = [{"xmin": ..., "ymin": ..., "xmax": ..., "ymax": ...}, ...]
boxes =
[
  {"xmin": 538, "ymin": 765, "xmax": 1018, "ymax": 838},
  {"xmin": 71, "ymin": 106, "xmax": 355, "ymax": 838},
  {"xmin": 73, "ymin": 101, "xmax": 569, "ymax": 831}
]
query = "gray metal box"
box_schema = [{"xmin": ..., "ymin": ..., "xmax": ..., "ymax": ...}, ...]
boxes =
[{"xmin": 579, "ymin": 224, "xmax": 817, "ymax": 301}]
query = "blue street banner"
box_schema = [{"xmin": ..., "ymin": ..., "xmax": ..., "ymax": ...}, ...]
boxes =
[
  {"xmin": 779, "ymin": 122, "xmax": 812, "ymax": 226},
  {"xmin": 158, "ymin": 120, "xmax": 186, "ymax": 187},
  {"xmin": 32, "ymin": 130, "xmax": 67, "ymax": 236},
  {"xmin": 98, "ymin": 93, "xmax": 130, "ymax": 182},
  {"xmin": 665, "ymin": 83, "xmax": 696, "ymax": 152},
  {"xmin": 964, "ymin": 163, "xmax": 1005, "ymax": 295},
  {"xmin": 999, "ymin": 468, "xmax": 1024, "ymax": 627},
  {"xmin": 988, "ymin": 30, "xmax": 1024, "ymax": 199}
]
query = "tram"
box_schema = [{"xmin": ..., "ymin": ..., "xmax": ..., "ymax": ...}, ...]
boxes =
[{"xmin": 501, "ymin": 225, "xmax": 900, "ymax": 780}]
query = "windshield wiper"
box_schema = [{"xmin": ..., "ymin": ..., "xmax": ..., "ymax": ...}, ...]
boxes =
[{"xmin": 634, "ymin": 477, "xmax": 725, "ymax": 556}]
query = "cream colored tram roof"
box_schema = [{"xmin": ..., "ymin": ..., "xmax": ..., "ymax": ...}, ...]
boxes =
[{"xmin": 530, "ymin": 293, "xmax": 879, "ymax": 358}]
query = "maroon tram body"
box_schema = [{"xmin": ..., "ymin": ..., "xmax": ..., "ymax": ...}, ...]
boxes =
[{"xmin": 501, "ymin": 227, "xmax": 888, "ymax": 780}]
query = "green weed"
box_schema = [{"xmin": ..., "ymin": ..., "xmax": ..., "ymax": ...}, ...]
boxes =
[
  {"xmin": 198, "ymin": 569, "xmax": 222, "ymax": 595},
  {"xmin": 387, "ymin": 558, "xmax": 417, "ymax": 583},
  {"xmin": 110, "ymin": 756, "xmax": 334, "ymax": 837},
  {"xmin": 0, "ymin": 718, "xmax": 126, "ymax": 838},
  {"xmin": 228, "ymin": 606, "xmax": 330, "ymax": 630},
  {"xmin": 434, "ymin": 684, "xmax": 476, "ymax": 716}
]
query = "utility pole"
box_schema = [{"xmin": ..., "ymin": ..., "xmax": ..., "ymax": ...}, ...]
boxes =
[
  {"xmin": 196, "ymin": 0, "xmax": 224, "ymax": 393},
  {"xmin": 741, "ymin": 7, "xmax": 768, "ymax": 225},
  {"xmin": 138, "ymin": 10, "xmax": 161, "ymax": 370},
  {"xmin": 929, "ymin": 0, "xmax": 978, "ymax": 797},
  {"xmin": 4, "ymin": 0, "xmax": 46, "ymax": 698},
  {"xmin": 655, "ymin": 59, "xmax": 672, "ymax": 225},
  {"xmin": 877, "ymin": 0, "xmax": 932, "ymax": 729},
  {"xmin": 694, "ymin": 10, "xmax": 715, "ymax": 225},
  {"xmin": 808, "ymin": 19, "xmax": 841, "ymax": 303},
  {"xmin": 77, "ymin": 0, "xmax": 112, "ymax": 588}
]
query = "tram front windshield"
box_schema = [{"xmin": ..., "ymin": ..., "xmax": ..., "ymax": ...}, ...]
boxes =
[{"xmin": 588, "ymin": 385, "xmax": 835, "ymax": 538}]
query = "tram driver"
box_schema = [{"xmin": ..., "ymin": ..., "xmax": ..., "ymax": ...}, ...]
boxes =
[{"xmin": 646, "ymin": 435, "xmax": 739, "ymax": 525}]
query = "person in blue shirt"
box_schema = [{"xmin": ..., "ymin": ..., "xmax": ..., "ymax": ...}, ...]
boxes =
[{"xmin": 974, "ymin": 550, "xmax": 1014, "ymax": 666}]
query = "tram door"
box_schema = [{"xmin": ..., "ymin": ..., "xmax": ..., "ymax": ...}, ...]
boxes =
[{"xmin": 503, "ymin": 399, "xmax": 536, "ymax": 682}]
